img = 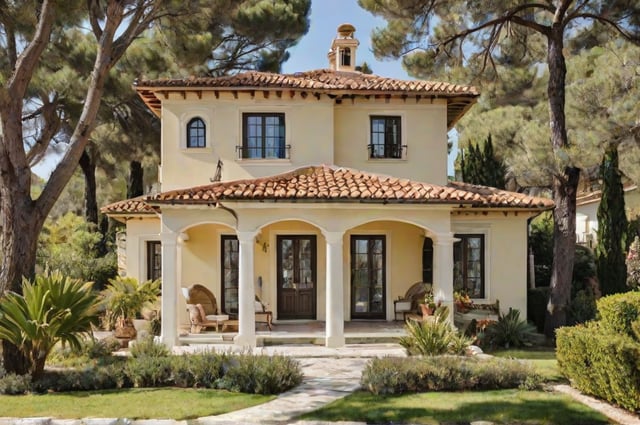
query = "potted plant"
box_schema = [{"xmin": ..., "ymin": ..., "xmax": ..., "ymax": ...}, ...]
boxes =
[
  {"xmin": 420, "ymin": 291, "xmax": 437, "ymax": 316},
  {"xmin": 101, "ymin": 277, "xmax": 161, "ymax": 340}
]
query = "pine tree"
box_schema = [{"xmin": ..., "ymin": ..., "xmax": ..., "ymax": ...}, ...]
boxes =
[{"xmin": 596, "ymin": 144, "xmax": 628, "ymax": 295}]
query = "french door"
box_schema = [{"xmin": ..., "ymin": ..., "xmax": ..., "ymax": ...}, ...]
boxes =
[
  {"xmin": 277, "ymin": 235, "xmax": 317, "ymax": 319},
  {"xmin": 221, "ymin": 235, "xmax": 239, "ymax": 315},
  {"xmin": 351, "ymin": 235, "xmax": 386, "ymax": 319}
]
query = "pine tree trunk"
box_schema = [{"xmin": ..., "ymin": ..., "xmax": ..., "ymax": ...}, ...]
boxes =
[
  {"xmin": 544, "ymin": 28, "xmax": 580, "ymax": 338},
  {"xmin": 0, "ymin": 179, "xmax": 43, "ymax": 374},
  {"xmin": 79, "ymin": 149, "xmax": 98, "ymax": 225}
]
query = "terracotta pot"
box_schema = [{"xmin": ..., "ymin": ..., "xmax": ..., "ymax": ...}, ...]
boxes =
[{"xmin": 420, "ymin": 303, "xmax": 434, "ymax": 316}]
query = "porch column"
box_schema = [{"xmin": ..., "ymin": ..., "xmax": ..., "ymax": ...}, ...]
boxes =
[
  {"xmin": 160, "ymin": 231, "xmax": 178, "ymax": 347},
  {"xmin": 433, "ymin": 232, "xmax": 456, "ymax": 324},
  {"xmin": 324, "ymin": 231, "xmax": 345, "ymax": 348},
  {"xmin": 235, "ymin": 230, "xmax": 257, "ymax": 347}
]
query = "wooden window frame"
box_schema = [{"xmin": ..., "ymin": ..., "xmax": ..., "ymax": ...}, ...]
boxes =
[
  {"xmin": 453, "ymin": 234, "xmax": 485, "ymax": 299},
  {"xmin": 146, "ymin": 241, "xmax": 162, "ymax": 281},
  {"xmin": 241, "ymin": 113, "xmax": 286, "ymax": 159},
  {"xmin": 369, "ymin": 115, "xmax": 404, "ymax": 159},
  {"xmin": 350, "ymin": 235, "xmax": 386, "ymax": 319},
  {"xmin": 186, "ymin": 117, "xmax": 206, "ymax": 148},
  {"xmin": 221, "ymin": 235, "xmax": 239, "ymax": 315}
]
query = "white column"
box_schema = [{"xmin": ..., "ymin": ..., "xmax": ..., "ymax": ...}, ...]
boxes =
[
  {"xmin": 160, "ymin": 231, "xmax": 178, "ymax": 347},
  {"xmin": 323, "ymin": 231, "xmax": 345, "ymax": 348},
  {"xmin": 433, "ymin": 232, "xmax": 456, "ymax": 324},
  {"xmin": 235, "ymin": 230, "xmax": 257, "ymax": 347}
]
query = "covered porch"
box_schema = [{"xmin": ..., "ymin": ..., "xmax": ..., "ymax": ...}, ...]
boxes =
[{"xmin": 158, "ymin": 208, "xmax": 456, "ymax": 349}]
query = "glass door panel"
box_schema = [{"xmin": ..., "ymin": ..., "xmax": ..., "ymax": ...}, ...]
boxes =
[
  {"xmin": 351, "ymin": 235, "xmax": 386, "ymax": 319},
  {"xmin": 277, "ymin": 235, "xmax": 316, "ymax": 319}
]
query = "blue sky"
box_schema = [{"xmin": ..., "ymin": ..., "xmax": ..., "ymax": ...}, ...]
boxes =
[{"xmin": 281, "ymin": 0, "xmax": 410, "ymax": 80}]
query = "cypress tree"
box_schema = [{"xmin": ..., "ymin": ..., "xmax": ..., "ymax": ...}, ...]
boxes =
[
  {"xmin": 459, "ymin": 135, "xmax": 507, "ymax": 189},
  {"xmin": 596, "ymin": 144, "xmax": 628, "ymax": 295}
]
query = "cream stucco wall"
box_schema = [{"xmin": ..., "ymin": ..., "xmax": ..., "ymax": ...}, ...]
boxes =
[
  {"xmin": 158, "ymin": 92, "xmax": 449, "ymax": 191},
  {"xmin": 160, "ymin": 92, "xmax": 334, "ymax": 190},
  {"xmin": 452, "ymin": 214, "xmax": 531, "ymax": 315},
  {"xmin": 123, "ymin": 217, "xmax": 161, "ymax": 283},
  {"xmin": 333, "ymin": 98, "xmax": 449, "ymax": 185}
]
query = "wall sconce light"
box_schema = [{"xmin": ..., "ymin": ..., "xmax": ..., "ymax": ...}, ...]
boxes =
[{"xmin": 255, "ymin": 236, "xmax": 269, "ymax": 253}]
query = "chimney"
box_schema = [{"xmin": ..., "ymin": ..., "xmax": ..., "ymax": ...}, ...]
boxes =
[{"xmin": 328, "ymin": 23, "xmax": 359, "ymax": 72}]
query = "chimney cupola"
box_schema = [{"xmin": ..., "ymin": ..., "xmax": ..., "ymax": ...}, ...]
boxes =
[{"xmin": 328, "ymin": 23, "xmax": 359, "ymax": 72}]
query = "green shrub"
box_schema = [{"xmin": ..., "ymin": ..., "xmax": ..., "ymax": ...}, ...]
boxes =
[
  {"xmin": 0, "ymin": 372, "xmax": 31, "ymax": 395},
  {"xmin": 527, "ymin": 287, "xmax": 550, "ymax": 333},
  {"xmin": 400, "ymin": 306, "xmax": 472, "ymax": 356},
  {"xmin": 568, "ymin": 289, "xmax": 597, "ymax": 325},
  {"xmin": 557, "ymin": 323, "xmax": 640, "ymax": 411},
  {"xmin": 597, "ymin": 292, "xmax": 640, "ymax": 339},
  {"xmin": 361, "ymin": 356, "xmax": 538, "ymax": 395},
  {"xmin": 126, "ymin": 355, "xmax": 172, "ymax": 388},
  {"xmin": 129, "ymin": 336, "xmax": 170, "ymax": 358},
  {"xmin": 485, "ymin": 308, "xmax": 536, "ymax": 349},
  {"xmin": 189, "ymin": 351, "xmax": 227, "ymax": 388},
  {"xmin": 218, "ymin": 353, "xmax": 302, "ymax": 395}
]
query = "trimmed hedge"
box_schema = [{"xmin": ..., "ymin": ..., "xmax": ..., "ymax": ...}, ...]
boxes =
[
  {"xmin": 361, "ymin": 356, "xmax": 539, "ymax": 395},
  {"xmin": 557, "ymin": 323, "xmax": 640, "ymax": 411},
  {"xmin": 597, "ymin": 291, "xmax": 640, "ymax": 338}
]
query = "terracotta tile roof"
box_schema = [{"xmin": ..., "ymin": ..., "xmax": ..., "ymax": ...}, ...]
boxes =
[
  {"xmin": 135, "ymin": 69, "xmax": 478, "ymax": 128},
  {"xmin": 101, "ymin": 197, "xmax": 158, "ymax": 216},
  {"xmin": 136, "ymin": 69, "xmax": 478, "ymax": 95},
  {"xmin": 144, "ymin": 165, "xmax": 553, "ymax": 210}
]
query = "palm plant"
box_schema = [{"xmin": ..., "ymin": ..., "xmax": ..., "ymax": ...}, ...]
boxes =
[
  {"xmin": 100, "ymin": 277, "xmax": 160, "ymax": 338},
  {"xmin": 0, "ymin": 271, "xmax": 99, "ymax": 380}
]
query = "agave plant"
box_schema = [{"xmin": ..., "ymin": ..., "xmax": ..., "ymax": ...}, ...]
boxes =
[
  {"xmin": 0, "ymin": 271, "xmax": 99, "ymax": 380},
  {"xmin": 485, "ymin": 308, "xmax": 537, "ymax": 349}
]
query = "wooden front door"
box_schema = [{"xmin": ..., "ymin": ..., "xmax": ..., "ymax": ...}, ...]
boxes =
[
  {"xmin": 351, "ymin": 235, "xmax": 386, "ymax": 319},
  {"xmin": 277, "ymin": 235, "xmax": 317, "ymax": 319}
]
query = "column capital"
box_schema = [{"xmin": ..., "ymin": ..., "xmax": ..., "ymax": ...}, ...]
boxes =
[
  {"xmin": 433, "ymin": 232, "xmax": 457, "ymax": 246},
  {"xmin": 322, "ymin": 230, "xmax": 344, "ymax": 245},
  {"xmin": 160, "ymin": 231, "xmax": 178, "ymax": 245},
  {"xmin": 236, "ymin": 230, "xmax": 259, "ymax": 243}
]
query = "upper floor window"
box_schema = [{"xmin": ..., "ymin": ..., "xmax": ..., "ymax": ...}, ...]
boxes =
[
  {"xmin": 453, "ymin": 234, "xmax": 485, "ymax": 298},
  {"xmin": 241, "ymin": 113, "xmax": 287, "ymax": 159},
  {"xmin": 187, "ymin": 117, "xmax": 206, "ymax": 148},
  {"xmin": 369, "ymin": 116, "xmax": 405, "ymax": 159}
]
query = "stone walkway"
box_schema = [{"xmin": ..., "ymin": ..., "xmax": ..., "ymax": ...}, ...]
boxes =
[{"xmin": 2, "ymin": 343, "xmax": 640, "ymax": 425}]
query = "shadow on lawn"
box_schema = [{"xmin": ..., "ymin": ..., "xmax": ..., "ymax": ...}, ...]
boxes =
[{"xmin": 303, "ymin": 390, "xmax": 612, "ymax": 425}]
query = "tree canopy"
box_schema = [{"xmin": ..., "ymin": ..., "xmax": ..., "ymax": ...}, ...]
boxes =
[{"xmin": 359, "ymin": 0, "xmax": 640, "ymax": 336}]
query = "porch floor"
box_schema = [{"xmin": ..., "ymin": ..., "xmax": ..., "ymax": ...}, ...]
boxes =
[{"xmin": 179, "ymin": 320, "xmax": 408, "ymax": 345}]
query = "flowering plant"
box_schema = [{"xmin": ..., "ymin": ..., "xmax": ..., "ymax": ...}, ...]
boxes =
[
  {"xmin": 454, "ymin": 291, "xmax": 474, "ymax": 312},
  {"xmin": 627, "ymin": 236, "xmax": 640, "ymax": 289}
]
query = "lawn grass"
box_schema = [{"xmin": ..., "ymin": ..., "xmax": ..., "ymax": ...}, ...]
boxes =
[
  {"xmin": 0, "ymin": 388, "xmax": 273, "ymax": 420},
  {"xmin": 491, "ymin": 347, "xmax": 565, "ymax": 383},
  {"xmin": 302, "ymin": 389, "xmax": 613, "ymax": 425}
]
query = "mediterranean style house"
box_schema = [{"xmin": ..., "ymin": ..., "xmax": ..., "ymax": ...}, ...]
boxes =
[{"xmin": 103, "ymin": 24, "xmax": 553, "ymax": 348}]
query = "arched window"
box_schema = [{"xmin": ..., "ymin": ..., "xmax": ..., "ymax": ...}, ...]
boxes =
[{"xmin": 187, "ymin": 117, "xmax": 206, "ymax": 148}]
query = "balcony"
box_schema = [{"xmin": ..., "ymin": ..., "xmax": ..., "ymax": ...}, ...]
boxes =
[
  {"xmin": 368, "ymin": 143, "xmax": 408, "ymax": 160},
  {"xmin": 236, "ymin": 145, "xmax": 291, "ymax": 160}
]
